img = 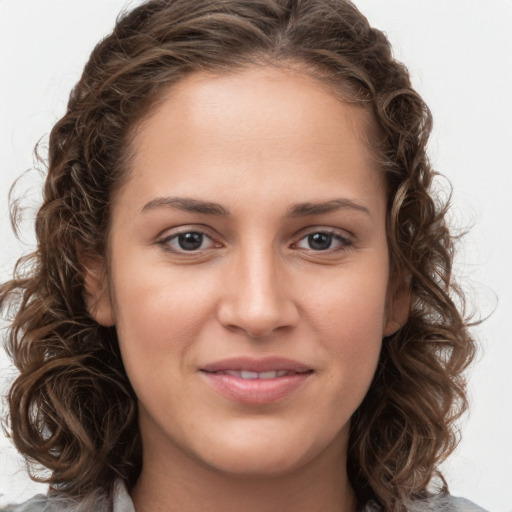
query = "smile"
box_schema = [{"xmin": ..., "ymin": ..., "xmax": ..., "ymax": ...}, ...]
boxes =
[
  {"xmin": 211, "ymin": 370, "xmax": 296, "ymax": 379},
  {"xmin": 200, "ymin": 357, "xmax": 313, "ymax": 404}
]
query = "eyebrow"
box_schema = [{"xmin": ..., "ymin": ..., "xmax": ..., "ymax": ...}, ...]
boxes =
[
  {"xmin": 141, "ymin": 197, "xmax": 230, "ymax": 216},
  {"xmin": 286, "ymin": 199, "xmax": 371, "ymax": 217},
  {"xmin": 141, "ymin": 196, "xmax": 370, "ymax": 217}
]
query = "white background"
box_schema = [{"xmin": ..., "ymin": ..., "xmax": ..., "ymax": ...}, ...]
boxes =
[{"xmin": 1, "ymin": 1, "xmax": 511, "ymax": 510}]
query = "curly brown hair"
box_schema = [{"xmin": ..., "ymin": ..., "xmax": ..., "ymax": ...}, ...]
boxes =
[{"xmin": 1, "ymin": 0, "xmax": 475, "ymax": 510}]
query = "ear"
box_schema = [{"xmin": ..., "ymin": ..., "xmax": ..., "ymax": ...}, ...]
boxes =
[
  {"xmin": 81, "ymin": 253, "xmax": 116, "ymax": 327},
  {"xmin": 383, "ymin": 275, "xmax": 410, "ymax": 337}
]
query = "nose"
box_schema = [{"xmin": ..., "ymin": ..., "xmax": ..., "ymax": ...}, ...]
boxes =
[{"xmin": 217, "ymin": 248, "xmax": 300, "ymax": 338}]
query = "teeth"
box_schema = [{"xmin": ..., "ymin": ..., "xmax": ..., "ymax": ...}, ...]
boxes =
[
  {"xmin": 222, "ymin": 370, "xmax": 292, "ymax": 379},
  {"xmin": 241, "ymin": 370, "xmax": 259, "ymax": 379},
  {"xmin": 259, "ymin": 371, "xmax": 278, "ymax": 379}
]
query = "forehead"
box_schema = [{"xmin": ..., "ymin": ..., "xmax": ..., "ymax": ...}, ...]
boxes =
[
  {"xmin": 136, "ymin": 65, "xmax": 375, "ymax": 145},
  {"xmin": 118, "ymin": 65, "xmax": 385, "ymax": 216}
]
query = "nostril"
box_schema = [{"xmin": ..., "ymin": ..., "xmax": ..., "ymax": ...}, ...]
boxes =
[
  {"xmin": 217, "ymin": 300, "xmax": 299, "ymax": 338},
  {"xmin": 216, "ymin": 256, "xmax": 300, "ymax": 337}
]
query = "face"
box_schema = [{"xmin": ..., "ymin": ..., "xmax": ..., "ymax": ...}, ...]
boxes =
[{"xmin": 87, "ymin": 66, "xmax": 405, "ymax": 479}]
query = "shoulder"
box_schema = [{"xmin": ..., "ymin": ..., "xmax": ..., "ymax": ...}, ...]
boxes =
[
  {"xmin": 427, "ymin": 495, "xmax": 489, "ymax": 512},
  {"xmin": 413, "ymin": 495, "xmax": 489, "ymax": 512},
  {"xmin": 448, "ymin": 496, "xmax": 489, "ymax": 511},
  {"xmin": 0, "ymin": 495, "xmax": 53, "ymax": 512},
  {"xmin": 1, "ymin": 482, "xmax": 134, "ymax": 512},
  {"xmin": 6, "ymin": 491, "xmax": 487, "ymax": 512},
  {"xmin": 1, "ymin": 490, "xmax": 113, "ymax": 512},
  {"xmin": 364, "ymin": 495, "xmax": 489, "ymax": 512}
]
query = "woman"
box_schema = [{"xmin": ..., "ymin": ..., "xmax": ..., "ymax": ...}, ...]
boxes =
[{"xmin": 0, "ymin": 0, "xmax": 486, "ymax": 511}]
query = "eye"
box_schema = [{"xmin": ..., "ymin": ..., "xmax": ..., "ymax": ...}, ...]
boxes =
[
  {"xmin": 294, "ymin": 230, "xmax": 352, "ymax": 252},
  {"xmin": 158, "ymin": 230, "xmax": 219, "ymax": 253}
]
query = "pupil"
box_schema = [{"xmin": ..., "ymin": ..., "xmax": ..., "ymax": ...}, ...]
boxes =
[
  {"xmin": 178, "ymin": 232, "xmax": 203, "ymax": 251},
  {"xmin": 308, "ymin": 233, "xmax": 332, "ymax": 250}
]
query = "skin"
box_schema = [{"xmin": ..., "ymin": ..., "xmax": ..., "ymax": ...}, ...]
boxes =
[{"xmin": 86, "ymin": 66, "xmax": 407, "ymax": 512}]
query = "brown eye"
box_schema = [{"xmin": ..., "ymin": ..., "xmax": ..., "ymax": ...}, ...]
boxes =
[
  {"xmin": 159, "ymin": 230, "xmax": 219, "ymax": 253},
  {"xmin": 295, "ymin": 231, "xmax": 352, "ymax": 252},
  {"xmin": 177, "ymin": 232, "xmax": 204, "ymax": 251},
  {"xmin": 307, "ymin": 233, "xmax": 333, "ymax": 251}
]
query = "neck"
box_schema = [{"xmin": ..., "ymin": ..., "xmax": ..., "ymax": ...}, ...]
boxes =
[{"xmin": 131, "ymin": 434, "xmax": 357, "ymax": 512}]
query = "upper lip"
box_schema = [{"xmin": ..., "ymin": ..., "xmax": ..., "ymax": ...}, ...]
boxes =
[{"xmin": 200, "ymin": 357, "xmax": 312, "ymax": 373}]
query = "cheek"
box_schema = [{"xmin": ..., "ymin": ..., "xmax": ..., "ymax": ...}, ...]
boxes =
[
  {"xmin": 110, "ymin": 259, "xmax": 216, "ymax": 377},
  {"xmin": 306, "ymin": 260, "xmax": 389, "ymax": 336},
  {"xmin": 325, "ymin": 297, "xmax": 383, "ymax": 382},
  {"xmin": 302, "ymin": 260, "xmax": 388, "ymax": 385}
]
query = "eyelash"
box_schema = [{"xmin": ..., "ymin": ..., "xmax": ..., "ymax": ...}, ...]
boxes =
[
  {"xmin": 157, "ymin": 228, "xmax": 353, "ymax": 254},
  {"xmin": 157, "ymin": 229, "xmax": 220, "ymax": 253},
  {"xmin": 292, "ymin": 229, "xmax": 352, "ymax": 252}
]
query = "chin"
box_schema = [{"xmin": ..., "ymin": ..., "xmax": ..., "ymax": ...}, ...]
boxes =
[
  {"xmin": 190, "ymin": 423, "xmax": 347, "ymax": 479},
  {"xmin": 200, "ymin": 447, "xmax": 311, "ymax": 479}
]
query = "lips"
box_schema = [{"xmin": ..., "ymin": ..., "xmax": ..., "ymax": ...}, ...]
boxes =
[
  {"xmin": 200, "ymin": 357, "xmax": 313, "ymax": 404},
  {"xmin": 200, "ymin": 356, "xmax": 312, "ymax": 374},
  {"xmin": 217, "ymin": 370, "xmax": 293, "ymax": 379}
]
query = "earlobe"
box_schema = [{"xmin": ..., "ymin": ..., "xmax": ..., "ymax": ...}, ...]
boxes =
[
  {"xmin": 82, "ymin": 255, "xmax": 116, "ymax": 327},
  {"xmin": 383, "ymin": 278, "xmax": 410, "ymax": 337}
]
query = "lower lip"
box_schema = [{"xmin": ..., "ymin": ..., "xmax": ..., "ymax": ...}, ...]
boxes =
[{"xmin": 201, "ymin": 372, "xmax": 312, "ymax": 405}]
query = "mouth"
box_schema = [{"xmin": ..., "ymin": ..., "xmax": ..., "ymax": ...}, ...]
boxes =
[
  {"xmin": 206, "ymin": 369, "xmax": 305, "ymax": 379},
  {"xmin": 199, "ymin": 357, "xmax": 313, "ymax": 404},
  {"xmin": 200, "ymin": 356, "xmax": 312, "ymax": 374}
]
